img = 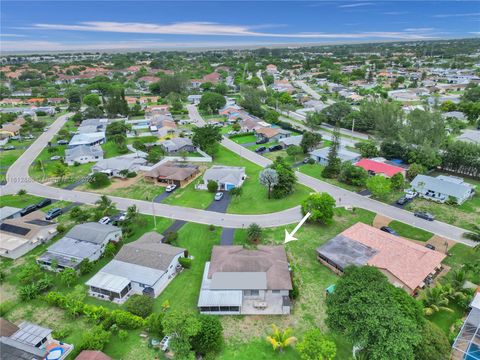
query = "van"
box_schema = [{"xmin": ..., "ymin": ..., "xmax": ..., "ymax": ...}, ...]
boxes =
[{"xmin": 45, "ymin": 208, "xmax": 62, "ymax": 220}]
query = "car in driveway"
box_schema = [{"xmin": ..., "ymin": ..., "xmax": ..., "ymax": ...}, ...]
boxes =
[
  {"xmin": 255, "ymin": 146, "xmax": 266, "ymax": 153},
  {"xmin": 36, "ymin": 198, "xmax": 52, "ymax": 209},
  {"xmin": 255, "ymin": 137, "xmax": 268, "ymax": 145},
  {"xmin": 380, "ymin": 226, "xmax": 399, "ymax": 236},
  {"xmin": 3, "ymin": 145, "xmax": 15, "ymax": 151},
  {"xmin": 396, "ymin": 196, "xmax": 410, "ymax": 206},
  {"xmin": 268, "ymin": 144, "xmax": 283, "ymax": 152},
  {"xmin": 50, "ymin": 155, "xmax": 62, "ymax": 161},
  {"xmin": 20, "ymin": 204, "xmax": 38, "ymax": 217},
  {"xmin": 425, "ymin": 244, "xmax": 436, "ymax": 251},
  {"xmin": 111, "ymin": 212, "xmax": 126, "ymax": 225},
  {"xmin": 165, "ymin": 184, "xmax": 177, "ymax": 192},
  {"xmin": 405, "ymin": 190, "xmax": 418, "ymax": 199},
  {"xmin": 414, "ymin": 211, "xmax": 435, "ymax": 221},
  {"xmin": 214, "ymin": 192, "xmax": 224, "ymax": 201},
  {"xmin": 98, "ymin": 216, "xmax": 111, "ymax": 225},
  {"xmin": 45, "ymin": 208, "xmax": 62, "ymax": 220}
]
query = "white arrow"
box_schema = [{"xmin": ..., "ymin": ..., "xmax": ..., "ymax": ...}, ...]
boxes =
[{"xmin": 284, "ymin": 212, "xmax": 311, "ymax": 243}]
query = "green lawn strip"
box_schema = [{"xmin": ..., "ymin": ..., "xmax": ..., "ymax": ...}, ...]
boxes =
[
  {"xmin": 220, "ymin": 125, "xmax": 234, "ymax": 134},
  {"xmin": 443, "ymin": 243, "xmax": 480, "ymax": 284},
  {"xmin": 231, "ymin": 134, "xmax": 257, "ymax": 144},
  {"xmin": 104, "ymin": 179, "xmax": 166, "ymax": 202},
  {"xmin": 126, "ymin": 135, "xmax": 159, "ymax": 145},
  {"xmin": 427, "ymin": 303, "xmax": 465, "ymax": 335},
  {"xmin": 388, "ymin": 220, "xmax": 433, "ymax": 242},
  {"xmin": 161, "ymin": 178, "xmax": 214, "ymax": 209},
  {"xmin": 30, "ymin": 161, "xmax": 92, "ymax": 188},
  {"xmin": 102, "ymin": 141, "xmax": 131, "ymax": 159},
  {"xmin": 0, "ymin": 194, "xmax": 44, "ymax": 208},
  {"xmin": 0, "ymin": 149, "xmax": 25, "ymax": 168},
  {"xmin": 298, "ymin": 164, "xmax": 362, "ymax": 192},
  {"xmin": 218, "ymin": 338, "xmax": 300, "ymax": 360}
]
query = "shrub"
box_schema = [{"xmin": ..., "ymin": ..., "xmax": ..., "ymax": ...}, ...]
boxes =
[
  {"xmin": 247, "ymin": 223, "xmax": 263, "ymax": 244},
  {"xmin": 147, "ymin": 312, "xmax": 165, "ymax": 337},
  {"xmin": 80, "ymin": 326, "xmax": 111, "ymax": 351},
  {"xmin": 123, "ymin": 295, "xmax": 155, "ymax": 318},
  {"xmin": 56, "ymin": 224, "xmax": 67, "ymax": 234},
  {"xmin": 164, "ymin": 231, "xmax": 178, "ymax": 244},
  {"xmin": 0, "ymin": 301, "xmax": 15, "ymax": 316},
  {"xmin": 191, "ymin": 315, "xmax": 224, "ymax": 355},
  {"xmin": 297, "ymin": 328, "xmax": 336, "ymax": 360},
  {"xmin": 179, "ymin": 257, "xmax": 192, "ymax": 269},
  {"xmin": 118, "ymin": 329, "xmax": 128, "ymax": 341},
  {"xmin": 52, "ymin": 326, "xmax": 72, "ymax": 340},
  {"xmin": 89, "ymin": 172, "xmax": 111, "ymax": 189},
  {"xmin": 209, "ymin": 224, "xmax": 216, "ymax": 231},
  {"xmin": 79, "ymin": 259, "xmax": 95, "ymax": 275},
  {"xmin": 109, "ymin": 309, "xmax": 146, "ymax": 329},
  {"xmin": 19, "ymin": 284, "xmax": 40, "ymax": 301},
  {"xmin": 229, "ymin": 187, "xmax": 243, "ymax": 197},
  {"xmin": 207, "ymin": 180, "xmax": 218, "ymax": 193},
  {"xmin": 0, "ymin": 270, "xmax": 5, "ymax": 284},
  {"xmin": 126, "ymin": 171, "xmax": 137, "ymax": 178},
  {"xmin": 17, "ymin": 189, "xmax": 27, "ymax": 195}
]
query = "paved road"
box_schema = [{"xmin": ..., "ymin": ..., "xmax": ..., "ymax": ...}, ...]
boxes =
[
  {"xmin": 187, "ymin": 104, "xmax": 206, "ymax": 127},
  {"xmin": 295, "ymin": 80, "xmax": 321, "ymax": 100},
  {"xmin": 1, "ymin": 113, "xmax": 475, "ymax": 245},
  {"xmin": 256, "ymin": 70, "xmax": 267, "ymax": 92}
]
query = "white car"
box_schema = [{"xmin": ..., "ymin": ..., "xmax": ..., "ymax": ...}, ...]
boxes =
[
  {"xmin": 405, "ymin": 190, "xmax": 418, "ymax": 199},
  {"xmin": 98, "ymin": 216, "xmax": 111, "ymax": 225},
  {"xmin": 50, "ymin": 155, "xmax": 62, "ymax": 161},
  {"xmin": 214, "ymin": 192, "xmax": 224, "ymax": 201},
  {"xmin": 165, "ymin": 184, "xmax": 177, "ymax": 192}
]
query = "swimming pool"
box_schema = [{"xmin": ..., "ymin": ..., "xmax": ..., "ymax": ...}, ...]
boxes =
[{"xmin": 465, "ymin": 343, "xmax": 480, "ymax": 360}]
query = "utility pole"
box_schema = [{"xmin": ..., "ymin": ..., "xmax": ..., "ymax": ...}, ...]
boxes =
[{"xmin": 152, "ymin": 198, "xmax": 157, "ymax": 229}]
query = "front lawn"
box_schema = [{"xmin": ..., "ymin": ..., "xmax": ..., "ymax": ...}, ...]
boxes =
[
  {"xmin": 102, "ymin": 141, "xmax": 131, "ymax": 159},
  {"xmin": 388, "ymin": 220, "xmax": 433, "ymax": 242},
  {"xmin": 161, "ymin": 178, "xmax": 215, "ymax": 209},
  {"xmin": 298, "ymin": 163, "xmax": 362, "ymax": 192},
  {"xmin": 29, "ymin": 161, "xmax": 92, "ymax": 188},
  {"xmin": 0, "ymin": 193, "xmax": 44, "ymax": 208},
  {"xmin": 0, "ymin": 149, "xmax": 25, "ymax": 168},
  {"xmin": 82, "ymin": 178, "xmax": 166, "ymax": 202},
  {"xmin": 231, "ymin": 134, "xmax": 257, "ymax": 144}
]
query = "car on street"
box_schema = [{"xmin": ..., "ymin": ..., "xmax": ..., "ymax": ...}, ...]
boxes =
[
  {"xmin": 414, "ymin": 211, "xmax": 435, "ymax": 221},
  {"xmin": 255, "ymin": 146, "xmax": 266, "ymax": 153},
  {"xmin": 50, "ymin": 155, "xmax": 62, "ymax": 161},
  {"xmin": 43, "ymin": 126, "xmax": 50, "ymax": 132},
  {"xmin": 425, "ymin": 244, "xmax": 436, "ymax": 251},
  {"xmin": 214, "ymin": 192, "xmax": 224, "ymax": 201},
  {"xmin": 165, "ymin": 184, "xmax": 177, "ymax": 192},
  {"xmin": 25, "ymin": 134, "xmax": 34, "ymax": 139},
  {"xmin": 20, "ymin": 204, "xmax": 38, "ymax": 217},
  {"xmin": 57, "ymin": 140, "xmax": 69, "ymax": 145},
  {"xmin": 98, "ymin": 216, "xmax": 112, "ymax": 225},
  {"xmin": 268, "ymin": 144, "xmax": 283, "ymax": 152},
  {"xmin": 396, "ymin": 196, "xmax": 409, "ymax": 205},
  {"xmin": 45, "ymin": 208, "xmax": 62, "ymax": 220},
  {"xmin": 405, "ymin": 190, "xmax": 418, "ymax": 199},
  {"xmin": 36, "ymin": 198, "xmax": 52, "ymax": 209},
  {"xmin": 380, "ymin": 226, "xmax": 399, "ymax": 236},
  {"xmin": 256, "ymin": 137, "xmax": 268, "ymax": 144}
]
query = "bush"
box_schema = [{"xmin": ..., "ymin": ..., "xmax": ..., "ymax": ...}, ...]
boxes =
[
  {"xmin": 207, "ymin": 180, "xmax": 218, "ymax": 193},
  {"xmin": 0, "ymin": 301, "xmax": 15, "ymax": 316},
  {"xmin": 56, "ymin": 224, "xmax": 67, "ymax": 234},
  {"xmin": 123, "ymin": 295, "xmax": 155, "ymax": 318},
  {"xmin": 247, "ymin": 223, "xmax": 263, "ymax": 244},
  {"xmin": 229, "ymin": 186, "xmax": 243, "ymax": 197},
  {"xmin": 17, "ymin": 189, "xmax": 27, "ymax": 195},
  {"xmin": 209, "ymin": 224, "xmax": 216, "ymax": 231},
  {"xmin": 118, "ymin": 329, "xmax": 128, "ymax": 341},
  {"xmin": 179, "ymin": 257, "xmax": 192, "ymax": 269},
  {"xmin": 89, "ymin": 172, "xmax": 111, "ymax": 189},
  {"xmin": 164, "ymin": 231, "xmax": 178, "ymax": 244},
  {"xmin": 297, "ymin": 328, "xmax": 336, "ymax": 360},
  {"xmin": 191, "ymin": 315, "xmax": 224, "ymax": 356},
  {"xmin": 79, "ymin": 259, "xmax": 94, "ymax": 275},
  {"xmin": 80, "ymin": 326, "xmax": 111, "ymax": 351},
  {"xmin": 147, "ymin": 312, "xmax": 165, "ymax": 336}
]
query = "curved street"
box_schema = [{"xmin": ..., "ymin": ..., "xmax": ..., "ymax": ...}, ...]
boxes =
[{"xmin": 1, "ymin": 112, "xmax": 475, "ymax": 246}]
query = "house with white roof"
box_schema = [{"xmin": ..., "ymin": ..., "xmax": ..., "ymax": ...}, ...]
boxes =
[
  {"xmin": 86, "ymin": 232, "xmax": 185, "ymax": 303},
  {"xmin": 91, "ymin": 154, "xmax": 147, "ymax": 177},
  {"xmin": 199, "ymin": 166, "xmax": 246, "ymax": 191},
  {"xmin": 68, "ymin": 132, "xmax": 105, "ymax": 148},
  {"xmin": 410, "ymin": 174, "xmax": 475, "ymax": 204},
  {"xmin": 65, "ymin": 145, "xmax": 104, "ymax": 166},
  {"xmin": 309, "ymin": 147, "xmax": 361, "ymax": 165}
]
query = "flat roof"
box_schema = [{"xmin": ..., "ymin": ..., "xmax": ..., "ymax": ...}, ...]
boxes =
[
  {"xmin": 211, "ymin": 272, "xmax": 267, "ymax": 290},
  {"xmin": 100, "ymin": 259, "xmax": 165, "ymax": 286}
]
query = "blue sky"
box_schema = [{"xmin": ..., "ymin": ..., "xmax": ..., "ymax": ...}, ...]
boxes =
[{"xmin": 1, "ymin": 1, "xmax": 479, "ymax": 52}]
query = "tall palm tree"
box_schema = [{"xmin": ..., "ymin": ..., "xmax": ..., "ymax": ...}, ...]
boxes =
[
  {"xmin": 449, "ymin": 269, "xmax": 467, "ymax": 293},
  {"xmin": 420, "ymin": 284, "xmax": 453, "ymax": 316},
  {"xmin": 463, "ymin": 225, "xmax": 480, "ymax": 251},
  {"xmin": 95, "ymin": 195, "xmax": 115, "ymax": 215},
  {"xmin": 266, "ymin": 324, "xmax": 296, "ymax": 352}
]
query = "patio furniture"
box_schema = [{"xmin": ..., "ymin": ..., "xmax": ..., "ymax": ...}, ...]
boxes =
[{"xmin": 254, "ymin": 301, "xmax": 267, "ymax": 309}]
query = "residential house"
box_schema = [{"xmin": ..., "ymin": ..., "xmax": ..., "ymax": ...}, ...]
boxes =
[
  {"xmin": 203, "ymin": 72, "xmax": 221, "ymax": 84},
  {"xmin": 75, "ymin": 351, "xmax": 112, "ymax": 360},
  {"xmin": 159, "ymin": 138, "xmax": 196, "ymax": 153},
  {"xmin": 266, "ymin": 64, "xmax": 278, "ymax": 75},
  {"xmin": 86, "ymin": 232, "xmax": 186, "ymax": 303},
  {"xmin": 272, "ymin": 80, "xmax": 295, "ymax": 93},
  {"xmin": 309, "ymin": 147, "xmax": 361, "ymax": 165},
  {"xmin": 200, "ymin": 166, "xmax": 246, "ymax": 191},
  {"xmin": 442, "ymin": 111, "xmax": 467, "ymax": 121},
  {"xmin": 255, "ymin": 127, "xmax": 291, "ymax": 142},
  {"xmin": 456, "ymin": 129, "xmax": 480, "ymax": 145},
  {"xmin": 0, "ymin": 211, "xmax": 57, "ymax": 260},
  {"xmin": 410, "ymin": 174, "xmax": 475, "ymax": 204},
  {"xmin": 77, "ymin": 118, "xmax": 109, "ymax": 134},
  {"xmin": 451, "ymin": 292, "xmax": 480, "ymax": 360},
  {"xmin": 316, "ymin": 222, "xmax": 446, "ymax": 295},
  {"xmin": 354, "ymin": 158, "xmax": 406, "ymax": 178},
  {"xmin": 198, "ymin": 245, "xmax": 292, "ymax": 315},
  {"xmin": 65, "ymin": 145, "xmax": 104, "ymax": 166},
  {"xmin": 138, "ymin": 76, "xmax": 160, "ymax": 85},
  {"xmin": 279, "ymin": 135, "xmax": 303, "ymax": 149},
  {"xmin": 68, "ymin": 132, "xmax": 106, "ymax": 148},
  {"xmin": 91, "ymin": 154, "xmax": 147, "ymax": 177},
  {"xmin": 0, "ymin": 206, "xmax": 22, "ymax": 221},
  {"xmin": 144, "ymin": 161, "xmax": 200, "ymax": 187},
  {"xmin": 0, "ymin": 319, "xmax": 73, "ymax": 360},
  {"xmin": 187, "ymin": 95, "xmax": 202, "ymax": 104},
  {"xmin": 37, "ymin": 222, "xmax": 122, "ymax": 271}
]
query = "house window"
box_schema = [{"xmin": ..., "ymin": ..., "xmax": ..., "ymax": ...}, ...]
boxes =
[
  {"xmin": 245, "ymin": 290, "xmax": 259, "ymax": 296},
  {"xmin": 272, "ymin": 290, "xmax": 280, "ymax": 294}
]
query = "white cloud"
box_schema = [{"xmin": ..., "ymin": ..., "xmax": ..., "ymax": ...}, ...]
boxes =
[
  {"xmin": 26, "ymin": 21, "xmax": 436, "ymax": 40},
  {"xmin": 0, "ymin": 33, "xmax": 26, "ymax": 37},
  {"xmin": 338, "ymin": 2, "xmax": 373, "ymax": 8},
  {"xmin": 432, "ymin": 12, "xmax": 480, "ymax": 18},
  {"xmin": 383, "ymin": 11, "xmax": 408, "ymax": 15},
  {"xmin": 403, "ymin": 28, "xmax": 434, "ymax": 32}
]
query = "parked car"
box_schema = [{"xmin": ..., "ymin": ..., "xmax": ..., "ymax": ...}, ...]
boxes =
[
  {"xmin": 214, "ymin": 192, "xmax": 224, "ymax": 201},
  {"xmin": 43, "ymin": 126, "xmax": 50, "ymax": 132},
  {"xmin": 50, "ymin": 155, "xmax": 62, "ymax": 161},
  {"xmin": 111, "ymin": 212, "xmax": 126, "ymax": 225},
  {"xmin": 255, "ymin": 146, "xmax": 266, "ymax": 153},
  {"xmin": 57, "ymin": 140, "xmax": 69, "ymax": 145},
  {"xmin": 45, "ymin": 208, "xmax": 62, "ymax": 220},
  {"xmin": 303, "ymin": 157, "xmax": 311, "ymax": 164},
  {"xmin": 25, "ymin": 134, "xmax": 34, "ymax": 139},
  {"xmin": 98, "ymin": 216, "xmax": 111, "ymax": 225},
  {"xmin": 20, "ymin": 204, "xmax": 38, "ymax": 217},
  {"xmin": 414, "ymin": 211, "xmax": 435, "ymax": 221},
  {"xmin": 256, "ymin": 137, "xmax": 268, "ymax": 145},
  {"xmin": 405, "ymin": 190, "xmax": 418, "ymax": 199},
  {"xmin": 268, "ymin": 144, "xmax": 283, "ymax": 152},
  {"xmin": 36, "ymin": 198, "xmax": 52, "ymax": 209},
  {"xmin": 3, "ymin": 145, "xmax": 15, "ymax": 151},
  {"xmin": 165, "ymin": 184, "xmax": 177, "ymax": 192},
  {"xmin": 380, "ymin": 226, "xmax": 399, "ymax": 236},
  {"xmin": 396, "ymin": 196, "xmax": 409, "ymax": 205},
  {"xmin": 425, "ymin": 244, "xmax": 436, "ymax": 251}
]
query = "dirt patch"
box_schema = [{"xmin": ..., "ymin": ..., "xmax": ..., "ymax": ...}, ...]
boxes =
[
  {"xmin": 372, "ymin": 214, "xmax": 392, "ymax": 228},
  {"xmin": 0, "ymin": 283, "xmax": 17, "ymax": 302}
]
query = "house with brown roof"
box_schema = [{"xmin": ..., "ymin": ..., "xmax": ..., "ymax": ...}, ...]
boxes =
[
  {"xmin": 316, "ymin": 223, "xmax": 446, "ymax": 294},
  {"xmin": 198, "ymin": 245, "xmax": 292, "ymax": 315},
  {"xmin": 86, "ymin": 232, "xmax": 186, "ymax": 303},
  {"xmin": 144, "ymin": 161, "xmax": 200, "ymax": 187},
  {"xmin": 75, "ymin": 351, "xmax": 112, "ymax": 360},
  {"xmin": 255, "ymin": 127, "xmax": 291, "ymax": 141}
]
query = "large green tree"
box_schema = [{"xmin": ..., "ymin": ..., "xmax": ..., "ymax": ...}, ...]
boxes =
[
  {"xmin": 270, "ymin": 157, "xmax": 297, "ymax": 199},
  {"xmin": 199, "ymin": 92, "xmax": 226, "ymax": 113},
  {"xmin": 191, "ymin": 124, "xmax": 222, "ymax": 157},
  {"xmin": 301, "ymin": 192, "xmax": 336, "ymax": 225}
]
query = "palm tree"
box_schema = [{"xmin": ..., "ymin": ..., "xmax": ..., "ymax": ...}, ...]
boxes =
[
  {"xmin": 266, "ymin": 324, "xmax": 296, "ymax": 352},
  {"xmin": 449, "ymin": 269, "xmax": 467, "ymax": 293},
  {"xmin": 443, "ymin": 283, "xmax": 467, "ymax": 302},
  {"xmin": 95, "ymin": 195, "xmax": 115, "ymax": 215},
  {"xmin": 420, "ymin": 284, "xmax": 453, "ymax": 316},
  {"xmin": 463, "ymin": 225, "xmax": 480, "ymax": 251}
]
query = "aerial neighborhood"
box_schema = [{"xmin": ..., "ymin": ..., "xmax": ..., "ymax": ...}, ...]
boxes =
[{"xmin": 0, "ymin": 12, "xmax": 479, "ymax": 360}]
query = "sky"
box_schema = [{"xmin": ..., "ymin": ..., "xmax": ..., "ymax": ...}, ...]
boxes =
[{"xmin": 1, "ymin": 1, "xmax": 479, "ymax": 52}]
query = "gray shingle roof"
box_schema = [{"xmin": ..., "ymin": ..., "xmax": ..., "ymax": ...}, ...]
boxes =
[
  {"xmin": 411, "ymin": 174, "xmax": 474, "ymax": 199},
  {"xmin": 65, "ymin": 222, "xmax": 121, "ymax": 244},
  {"xmin": 65, "ymin": 145, "xmax": 103, "ymax": 162},
  {"xmin": 0, "ymin": 337, "xmax": 46, "ymax": 360}
]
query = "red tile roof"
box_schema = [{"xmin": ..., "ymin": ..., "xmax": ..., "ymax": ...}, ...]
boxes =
[
  {"xmin": 355, "ymin": 159, "xmax": 405, "ymax": 177},
  {"xmin": 75, "ymin": 350, "xmax": 112, "ymax": 360}
]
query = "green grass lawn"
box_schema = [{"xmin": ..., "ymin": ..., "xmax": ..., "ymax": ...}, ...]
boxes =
[
  {"xmin": 427, "ymin": 303, "xmax": 465, "ymax": 335},
  {"xmin": 388, "ymin": 220, "xmax": 433, "ymax": 242},
  {"xmin": 0, "ymin": 149, "xmax": 25, "ymax": 168},
  {"xmin": 161, "ymin": 178, "xmax": 215, "ymax": 209},
  {"xmin": 102, "ymin": 141, "xmax": 131, "ymax": 159},
  {"xmin": 443, "ymin": 243, "xmax": 480, "ymax": 284},
  {"xmin": 92, "ymin": 179, "xmax": 167, "ymax": 202},
  {"xmin": 299, "ymin": 163, "xmax": 363, "ymax": 192},
  {"xmin": 0, "ymin": 193, "xmax": 44, "ymax": 208},
  {"xmin": 29, "ymin": 161, "xmax": 92, "ymax": 188},
  {"xmin": 231, "ymin": 134, "xmax": 257, "ymax": 144}
]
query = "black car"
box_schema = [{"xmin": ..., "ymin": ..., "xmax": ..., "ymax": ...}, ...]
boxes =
[
  {"xmin": 255, "ymin": 137, "xmax": 268, "ymax": 145},
  {"xmin": 20, "ymin": 204, "xmax": 38, "ymax": 217},
  {"xmin": 396, "ymin": 196, "xmax": 409, "ymax": 205},
  {"xmin": 57, "ymin": 140, "xmax": 69, "ymax": 145},
  {"xmin": 37, "ymin": 198, "xmax": 52, "ymax": 209},
  {"xmin": 45, "ymin": 208, "xmax": 62, "ymax": 220},
  {"xmin": 255, "ymin": 146, "xmax": 266, "ymax": 153},
  {"xmin": 425, "ymin": 244, "xmax": 436, "ymax": 251},
  {"xmin": 414, "ymin": 211, "xmax": 435, "ymax": 221},
  {"xmin": 380, "ymin": 226, "xmax": 399, "ymax": 236},
  {"xmin": 268, "ymin": 145, "xmax": 283, "ymax": 152}
]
